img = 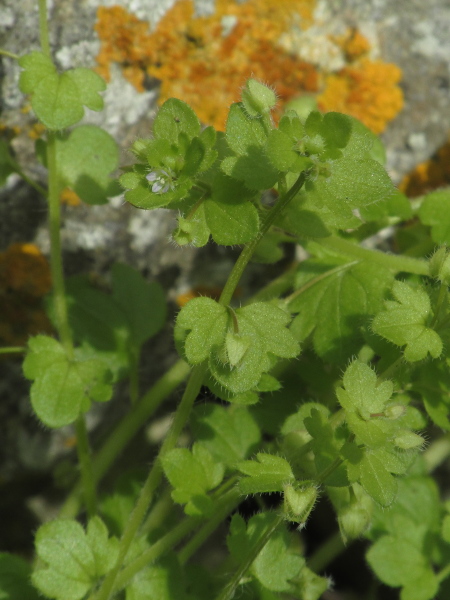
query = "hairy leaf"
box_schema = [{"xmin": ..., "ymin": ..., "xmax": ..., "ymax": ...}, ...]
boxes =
[
  {"xmin": 19, "ymin": 52, "xmax": 105, "ymax": 129},
  {"xmin": 372, "ymin": 281, "xmax": 443, "ymax": 361},
  {"xmin": 32, "ymin": 517, "xmax": 118, "ymax": 600},
  {"xmin": 23, "ymin": 335, "xmax": 112, "ymax": 428}
]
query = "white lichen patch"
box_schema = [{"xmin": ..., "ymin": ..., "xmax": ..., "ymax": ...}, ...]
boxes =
[
  {"xmin": 82, "ymin": 65, "xmax": 157, "ymax": 137},
  {"xmin": 85, "ymin": 0, "xmax": 178, "ymax": 28},
  {"xmin": 128, "ymin": 209, "xmax": 170, "ymax": 252},
  {"xmin": 55, "ymin": 40, "xmax": 101, "ymax": 70}
]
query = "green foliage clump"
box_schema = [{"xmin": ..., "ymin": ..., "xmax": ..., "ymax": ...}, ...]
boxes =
[{"xmin": 2, "ymin": 9, "xmax": 450, "ymax": 600}]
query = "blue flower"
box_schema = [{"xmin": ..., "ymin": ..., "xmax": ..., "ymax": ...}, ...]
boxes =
[{"xmin": 146, "ymin": 168, "xmax": 175, "ymax": 194}]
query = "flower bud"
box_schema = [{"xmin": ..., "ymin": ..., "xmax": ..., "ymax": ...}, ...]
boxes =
[
  {"xmin": 284, "ymin": 484, "xmax": 318, "ymax": 524},
  {"xmin": 394, "ymin": 430, "xmax": 424, "ymax": 450},
  {"xmin": 429, "ymin": 246, "xmax": 450, "ymax": 285},
  {"xmin": 241, "ymin": 79, "xmax": 277, "ymax": 117}
]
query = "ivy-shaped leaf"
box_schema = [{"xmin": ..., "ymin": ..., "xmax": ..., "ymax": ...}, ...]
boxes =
[
  {"xmin": 191, "ymin": 403, "xmax": 261, "ymax": 467},
  {"xmin": 23, "ymin": 335, "xmax": 112, "ymax": 428},
  {"xmin": 209, "ymin": 302, "xmax": 300, "ymax": 394},
  {"xmin": 222, "ymin": 102, "xmax": 279, "ymax": 189},
  {"xmin": 32, "ymin": 517, "xmax": 119, "ymax": 600},
  {"xmin": 372, "ymin": 281, "xmax": 443, "ymax": 361},
  {"xmin": 174, "ymin": 297, "xmax": 228, "ymax": 365},
  {"xmin": 161, "ymin": 444, "xmax": 224, "ymax": 516},
  {"xmin": 204, "ymin": 172, "xmax": 259, "ymax": 245},
  {"xmin": 237, "ymin": 453, "xmax": 295, "ymax": 494},
  {"xmin": 54, "ymin": 125, "xmax": 119, "ymax": 205},
  {"xmin": 289, "ymin": 255, "xmax": 394, "ymax": 363},
  {"xmin": 19, "ymin": 52, "xmax": 106, "ymax": 129}
]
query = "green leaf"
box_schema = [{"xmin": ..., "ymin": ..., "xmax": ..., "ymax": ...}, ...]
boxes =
[
  {"xmin": 32, "ymin": 517, "xmax": 119, "ymax": 600},
  {"xmin": 209, "ymin": 302, "xmax": 300, "ymax": 394},
  {"xmin": 23, "ymin": 335, "xmax": 112, "ymax": 428},
  {"xmin": 289, "ymin": 256, "xmax": 394, "ymax": 362},
  {"xmin": 295, "ymin": 117, "xmax": 393, "ymax": 223},
  {"xmin": 366, "ymin": 536, "xmax": 438, "ymax": 600},
  {"xmin": 175, "ymin": 297, "xmax": 228, "ymax": 364},
  {"xmin": 18, "ymin": 52, "xmax": 106, "ymax": 129},
  {"xmin": 162, "ymin": 444, "xmax": 224, "ymax": 515},
  {"xmin": 55, "ymin": 125, "xmax": 119, "ymax": 205},
  {"xmin": 191, "ymin": 403, "xmax": 261, "ymax": 467},
  {"xmin": 372, "ymin": 281, "xmax": 443, "ymax": 361},
  {"xmin": 415, "ymin": 360, "xmax": 450, "ymax": 430},
  {"xmin": 223, "ymin": 102, "xmax": 278, "ymax": 189},
  {"xmin": 227, "ymin": 513, "xmax": 304, "ymax": 593},
  {"xmin": 153, "ymin": 98, "xmax": 201, "ymax": 143},
  {"xmin": 336, "ymin": 360, "xmax": 393, "ymax": 421},
  {"xmin": 237, "ymin": 453, "xmax": 294, "ymax": 494},
  {"xmin": 225, "ymin": 103, "xmax": 268, "ymax": 156},
  {"xmin": 418, "ymin": 190, "xmax": 450, "ymax": 244},
  {"xmin": 344, "ymin": 446, "xmax": 397, "ymax": 507},
  {"xmin": 126, "ymin": 555, "xmax": 187, "ymax": 600},
  {"xmin": 0, "ymin": 553, "xmax": 40, "ymax": 600},
  {"xmin": 204, "ymin": 173, "xmax": 259, "ymax": 245},
  {"xmin": 111, "ymin": 263, "xmax": 167, "ymax": 348}
]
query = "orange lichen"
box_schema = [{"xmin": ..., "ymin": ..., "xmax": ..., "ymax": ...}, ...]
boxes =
[
  {"xmin": 0, "ymin": 243, "xmax": 53, "ymax": 346},
  {"xmin": 318, "ymin": 59, "xmax": 403, "ymax": 134},
  {"xmin": 95, "ymin": 1, "xmax": 318, "ymax": 130},
  {"xmin": 338, "ymin": 28, "xmax": 371, "ymax": 61},
  {"xmin": 95, "ymin": 2, "xmax": 402, "ymax": 134},
  {"xmin": 60, "ymin": 187, "xmax": 82, "ymax": 206},
  {"xmin": 399, "ymin": 140, "xmax": 450, "ymax": 197}
]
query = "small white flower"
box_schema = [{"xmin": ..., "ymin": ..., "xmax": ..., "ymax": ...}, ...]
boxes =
[{"xmin": 146, "ymin": 168, "xmax": 174, "ymax": 194}]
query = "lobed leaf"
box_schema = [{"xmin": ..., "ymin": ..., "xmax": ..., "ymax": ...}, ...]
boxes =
[
  {"xmin": 23, "ymin": 335, "xmax": 112, "ymax": 428},
  {"xmin": 289, "ymin": 256, "xmax": 394, "ymax": 363},
  {"xmin": 19, "ymin": 52, "xmax": 106, "ymax": 129},
  {"xmin": 55, "ymin": 125, "xmax": 119, "ymax": 205},
  {"xmin": 32, "ymin": 517, "xmax": 118, "ymax": 600},
  {"xmin": 162, "ymin": 444, "xmax": 224, "ymax": 515},
  {"xmin": 372, "ymin": 281, "xmax": 443, "ymax": 361}
]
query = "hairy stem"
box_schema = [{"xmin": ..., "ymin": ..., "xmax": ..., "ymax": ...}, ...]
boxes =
[
  {"xmin": 59, "ymin": 359, "xmax": 190, "ymax": 518},
  {"xmin": 74, "ymin": 416, "xmax": 97, "ymax": 517},
  {"xmin": 179, "ymin": 487, "xmax": 241, "ymax": 565},
  {"xmin": 318, "ymin": 235, "xmax": 430, "ymax": 276},
  {"xmin": 92, "ymin": 363, "xmax": 208, "ymax": 600},
  {"xmin": 219, "ymin": 170, "xmax": 309, "ymax": 307},
  {"xmin": 214, "ymin": 513, "xmax": 285, "ymax": 600}
]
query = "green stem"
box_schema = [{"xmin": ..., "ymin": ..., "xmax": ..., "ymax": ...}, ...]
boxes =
[
  {"xmin": 140, "ymin": 487, "xmax": 173, "ymax": 536},
  {"xmin": 318, "ymin": 235, "xmax": 430, "ymax": 276},
  {"xmin": 219, "ymin": 170, "xmax": 309, "ymax": 307},
  {"xmin": 92, "ymin": 363, "xmax": 208, "ymax": 600},
  {"xmin": 0, "ymin": 49, "xmax": 20, "ymax": 60},
  {"xmin": 9, "ymin": 157, "xmax": 48, "ymax": 197},
  {"xmin": 285, "ymin": 261, "xmax": 359, "ymax": 305},
  {"xmin": 0, "ymin": 346, "xmax": 26, "ymax": 354},
  {"xmin": 179, "ymin": 487, "xmax": 241, "ymax": 565},
  {"xmin": 38, "ymin": 0, "xmax": 51, "ymax": 57},
  {"xmin": 47, "ymin": 131, "xmax": 73, "ymax": 356},
  {"xmin": 74, "ymin": 416, "xmax": 97, "ymax": 517},
  {"xmin": 214, "ymin": 513, "xmax": 285, "ymax": 600},
  {"xmin": 437, "ymin": 560, "xmax": 450, "ymax": 584},
  {"xmin": 430, "ymin": 281, "xmax": 448, "ymax": 328},
  {"xmin": 59, "ymin": 359, "xmax": 190, "ymax": 519},
  {"xmin": 113, "ymin": 516, "xmax": 201, "ymax": 594},
  {"xmin": 307, "ymin": 530, "xmax": 345, "ymax": 573}
]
